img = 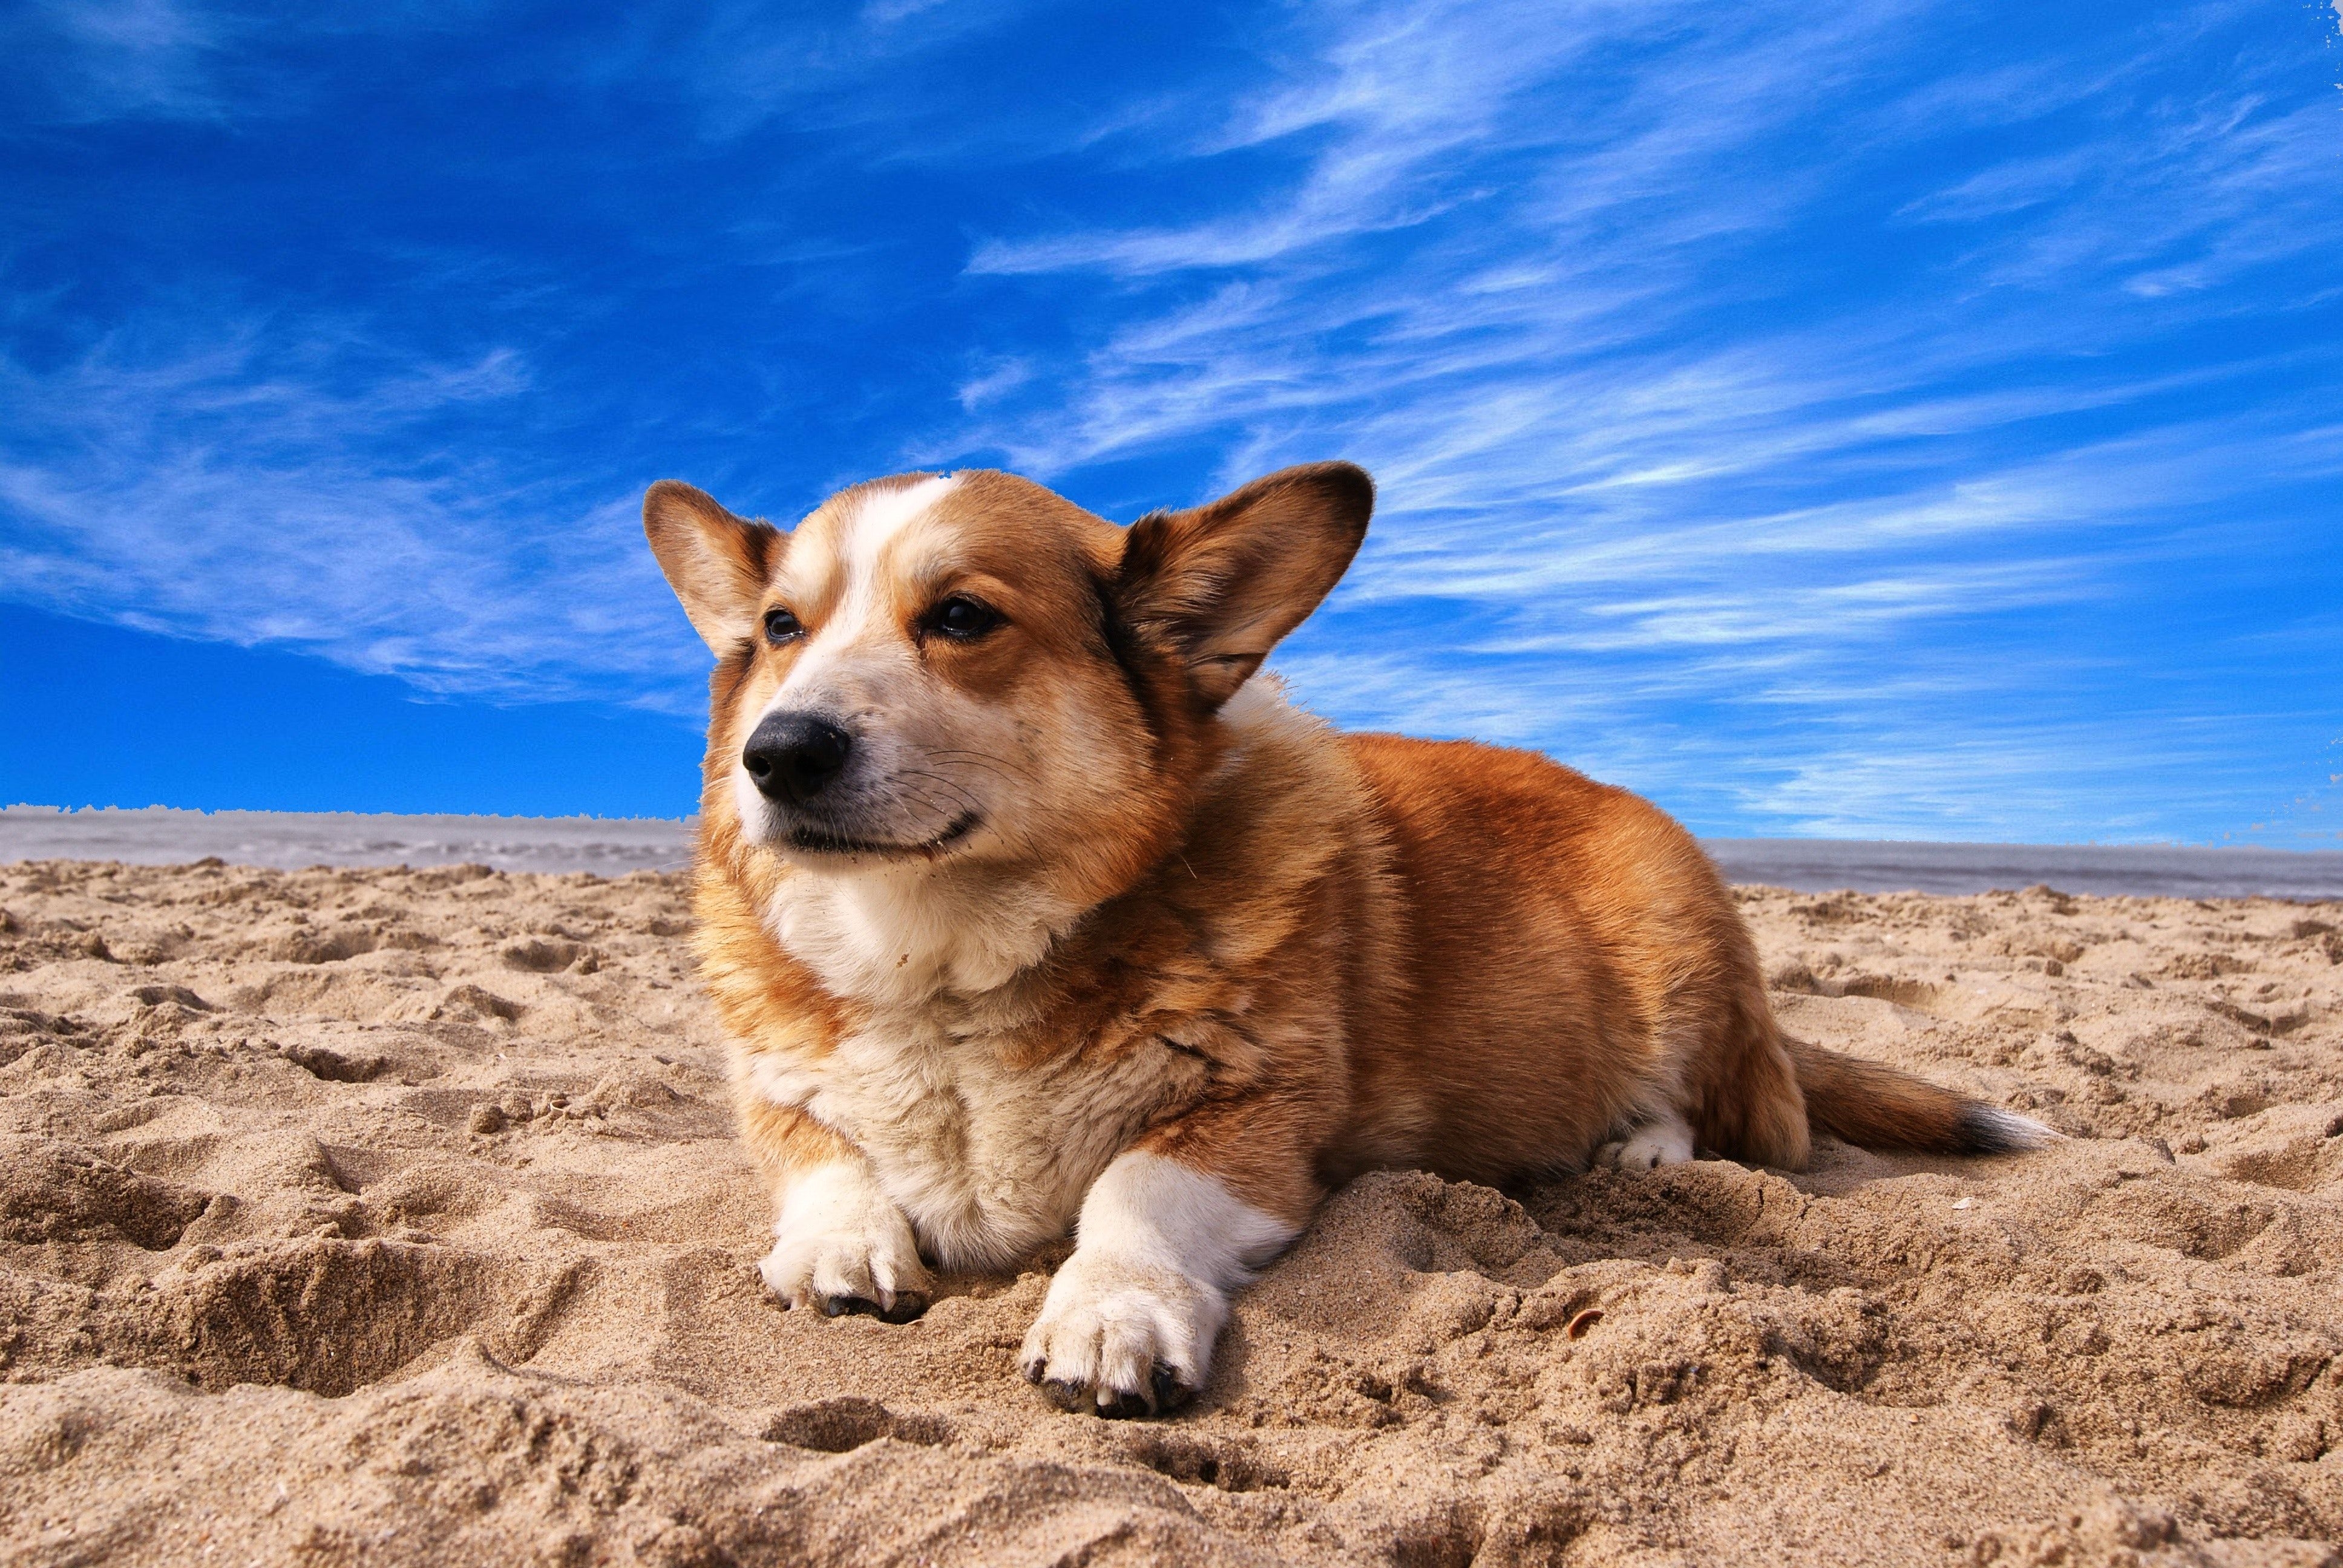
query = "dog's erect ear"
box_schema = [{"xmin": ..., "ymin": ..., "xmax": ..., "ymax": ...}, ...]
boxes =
[
  {"xmin": 1116, "ymin": 462, "xmax": 1373, "ymax": 711},
  {"xmin": 643, "ymin": 481, "xmax": 782, "ymax": 655}
]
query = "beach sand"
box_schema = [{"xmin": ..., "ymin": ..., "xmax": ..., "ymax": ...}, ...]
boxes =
[{"xmin": 1, "ymin": 859, "xmax": 2338, "ymax": 1566}]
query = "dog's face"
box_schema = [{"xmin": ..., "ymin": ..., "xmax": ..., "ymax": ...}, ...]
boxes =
[{"xmin": 644, "ymin": 463, "xmax": 1371, "ymax": 904}]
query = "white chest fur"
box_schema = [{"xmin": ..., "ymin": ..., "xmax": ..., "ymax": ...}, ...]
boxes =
[
  {"xmin": 768, "ymin": 860, "xmax": 1084, "ymax": 1005},
  {"xmin": 739, "ymin": 1012, "xmax": 1205, "ymax": 1272}
]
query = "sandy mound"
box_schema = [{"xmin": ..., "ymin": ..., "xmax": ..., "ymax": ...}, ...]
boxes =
[{"xmin": 0, "ymin": 860, "xmax": 2337, "ymax": 1566}]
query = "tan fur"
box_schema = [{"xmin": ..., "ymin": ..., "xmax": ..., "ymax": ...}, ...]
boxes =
[{"xmin": 642, "ymin": 460, "xmax": 2044, "ymax": 1412}]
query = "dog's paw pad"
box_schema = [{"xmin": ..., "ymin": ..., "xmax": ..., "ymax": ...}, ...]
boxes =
[
  {"xmin": 800, "ymin": 1285, "xmax": 928, "ymax": 1322},
  {"xmin": 1037, "ymin": 1364, "xmax": 1191, "ymax": 1419},
  {"xmin": 1152, "ymin": 1364, "xmax": 1194, "ymax": 1413},
  {"xmin": 1098, "ymin": 1386, "xmax": 1153, "ymax": 1420}
]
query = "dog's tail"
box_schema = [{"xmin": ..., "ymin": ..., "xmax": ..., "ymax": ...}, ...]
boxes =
[{"xmin": 1786, "ymin": 1037, "xmax": 2057, "ymax": 1155}]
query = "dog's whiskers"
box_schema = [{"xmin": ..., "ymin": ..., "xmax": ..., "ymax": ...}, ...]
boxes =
[
  {"xmin": 896, "ymin": 768, "xmax": 985, "ymax": 820},
  {"xmin": 927, "ymin": 748, "xmax": 1038, "ymax": 785}
]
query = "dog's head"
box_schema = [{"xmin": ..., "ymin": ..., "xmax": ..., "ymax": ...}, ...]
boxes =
[{"xmin": 644, "ymin": 463, "xmax": 1371, "ymax": 907}]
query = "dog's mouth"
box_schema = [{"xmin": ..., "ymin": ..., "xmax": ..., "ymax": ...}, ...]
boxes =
[{"xmin": 782, "ymin": 811, "xmax": 982, "ymax": 861}]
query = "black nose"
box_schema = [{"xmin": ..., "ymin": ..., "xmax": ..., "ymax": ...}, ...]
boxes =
[{"xmin": 742, "ymin": 712, "xmax": 853, "ymax": 805}]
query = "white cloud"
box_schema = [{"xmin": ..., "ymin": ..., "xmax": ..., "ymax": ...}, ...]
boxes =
[
  {"xmin": 955, "ymin": 356, "xmax": 1035, "ymax": 411},
  {"xmin": 1, "ymin": 2, "xmax": 460, "ymax": 125},
  {"xmin": 4, "ymin": 0, "xmax": 234, "ymax": 122},
  {"xmin": 0, "ymin": 322, "xmax": 707, "ymax": 712}
]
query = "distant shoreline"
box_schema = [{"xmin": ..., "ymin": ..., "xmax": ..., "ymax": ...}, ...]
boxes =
[{"xmin": 5, "ymin": 805, "xmax": 2338, "ymax": 900}]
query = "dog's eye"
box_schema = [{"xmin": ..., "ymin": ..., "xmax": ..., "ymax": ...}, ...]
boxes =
[
  {"xmin": 926, "ymin": 596, "xmax": 1001, "ymax": 641},
  {"xmin": 762, "ymin": 607, "xmax": 804, "ymax": 644}
]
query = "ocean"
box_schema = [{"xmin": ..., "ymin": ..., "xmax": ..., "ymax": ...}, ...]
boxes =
[{"xmin": 3, "ymin": 806, "xmax": 2338, "ymax": 901}]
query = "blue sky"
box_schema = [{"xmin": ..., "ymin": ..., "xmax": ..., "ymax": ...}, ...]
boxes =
[{"xmin": 3, "ymin": 1, "xmax": 2339, "ymax": 840}]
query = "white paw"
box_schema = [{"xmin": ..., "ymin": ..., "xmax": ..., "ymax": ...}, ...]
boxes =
[
  {"xmin": 1599, "ymin": 1109, "xmax": 1697, "ymax": 1172},
  {"xmin": 759, "ymin": 1164, "xmax": 931, "ymax": 1322},
  {"xmin": 1018, "ymin": 1151, "xmax": 1296, "ymax": 1418},
  {"xmin": 1020, "ymin": 1247, "xmax": 1223, "ymax": 1418}
]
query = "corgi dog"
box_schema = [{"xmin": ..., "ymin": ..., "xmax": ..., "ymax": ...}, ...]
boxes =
[{"xmin": 643, "ymin": 462, "xmax": 2050, "ymax": 1419}]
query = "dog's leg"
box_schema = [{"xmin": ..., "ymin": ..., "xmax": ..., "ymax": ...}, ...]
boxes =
[
  {"xmin": 1595, "ymin": 1105, "xmax": 1698, "ymax": 1172},
  {"xmin": 1020, "ymin": 1145, "xmax": 1305, "ymax": 1419},
  {"xmin": 741, "ymin": 1098, "xmax": 930, "ymax": 1322}
]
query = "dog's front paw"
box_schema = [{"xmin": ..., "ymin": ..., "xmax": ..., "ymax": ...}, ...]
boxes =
[
  {"xmin": 759, "ymin": 1165, "xmax": 931, "ymax": 1322},
  {"xmin": 1019, "ymin": 1249, "xmax": 1224, "ymax": 1418}
]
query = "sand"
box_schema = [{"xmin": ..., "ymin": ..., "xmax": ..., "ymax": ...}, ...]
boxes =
[{"xmin": 0, "ymin": 860, "xmax": 2337, "ymax": 1567}]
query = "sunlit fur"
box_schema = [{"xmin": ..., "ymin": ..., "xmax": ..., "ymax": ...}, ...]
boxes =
[{"xmin": 643, "ymin": 461, "xmax": 2050, "ymax": 1410}]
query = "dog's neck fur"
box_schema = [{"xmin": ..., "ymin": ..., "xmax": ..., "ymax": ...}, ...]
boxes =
[
  {"xmin": 754, "ymin": 679, "xmax": 1303, "ymax": 1014},
  {"xmin": 763, "ymin": 857, "xmax": 1083, "ymax": 1008}
]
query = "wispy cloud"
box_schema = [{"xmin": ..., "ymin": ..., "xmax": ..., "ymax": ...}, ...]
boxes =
[
  {"xmin": 0, "ymin": 2, "xmax": 453, "ymax": 125},
  {"xmin": 0, "ymin": 318, "xmax": 705, "ymax": 711},
  {"xmin": 619, "ymin": 0, "xmax": 1048, "ymax": 143},
  {"xmin": 0, "ymin": 0, "xmax": 234, "ymax": 122}
]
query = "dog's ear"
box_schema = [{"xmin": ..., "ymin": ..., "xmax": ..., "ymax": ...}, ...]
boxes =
[
  {"xmin": 1116, "ymin": 462, "xmax": 1372, "ymax": 711},
  {"xmin": 643, "ymin": 481, "xmax": 783, "ymax": 655}
]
